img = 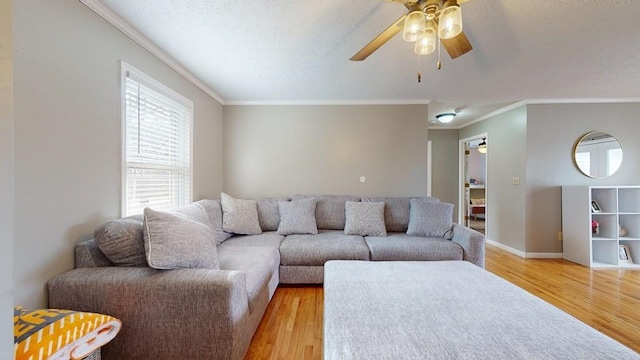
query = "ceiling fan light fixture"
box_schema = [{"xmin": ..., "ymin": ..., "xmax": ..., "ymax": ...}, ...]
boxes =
[
  {"xmin": 436, "ymin": 112, "xmax": 456, "ymax": 123},
  {"xmin": 414, "ymin": 22, "xmax": 437, "ymax": 55},
  {"xmin": 403, "ymin": 11, "xmax": 426, "ymax": 42},
  {"xmin": 438, "ymin": 4, "xmax": 463, "ymax": 39},
  {"xmin": 477, "ymin": 138, "xmax": 487, "ymax": 153}
]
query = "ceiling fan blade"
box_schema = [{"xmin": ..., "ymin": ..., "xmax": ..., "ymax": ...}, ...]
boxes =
[
  {"xmin": 441, "ymin": 31, "xmax": 473, "ymax": 59},
  {"xmin": 350, "ymin": 14, "xmax": 407, "ymax": 61}
]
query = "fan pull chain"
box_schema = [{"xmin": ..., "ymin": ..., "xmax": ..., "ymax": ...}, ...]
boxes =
[
  {"xmin": 417, "ymin": 55, "xmax": 422, "ymax": 83},
  {"xmin": 437, "ymin": 36, "xmax": 442, "ymax": 70}
]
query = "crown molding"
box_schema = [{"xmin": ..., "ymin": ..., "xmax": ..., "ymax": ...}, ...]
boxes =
[
  {"xmin": 429, "ymin": 97, "xmax": 640, "ymax": 130},
  {"xmin": 225, "ymin": 99, "xmax": 432, "ymax": 106},
  {"xmin": 524, "ymin": 97, "xmax": 640, "ymax": 105},
  {"xmin": 79, "ymin": 0, "xmax": 225, "ymax": 105},
  {"xmin": 454, "ymin": 100, "xmax": 528, "ymax": 129}
]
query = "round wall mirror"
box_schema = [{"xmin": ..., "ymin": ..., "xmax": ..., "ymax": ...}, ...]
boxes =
[{"xmin": 574, "ymin": 131, "xmax": 623, "ymax": 178}]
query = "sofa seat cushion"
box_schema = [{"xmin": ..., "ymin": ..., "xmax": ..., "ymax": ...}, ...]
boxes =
[
  {"xmin": 365, "ymin": 233, "xmax": 463, "ymax": 261},
  {"xmin": 218, "ymin": 232, "xmax": 284, "ymax": 248},
  {"xmin": 279, "ymin": 230, "xmax": 370, "ymax": 266},
  {"xmin": 217, "ymin": 245, "xmax": 280, "ymax": 314}
]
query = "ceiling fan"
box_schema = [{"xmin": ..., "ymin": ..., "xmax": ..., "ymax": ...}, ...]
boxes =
[{"xmin": 351, "ymin": 0, "xmax": 472, "ymax": 61}]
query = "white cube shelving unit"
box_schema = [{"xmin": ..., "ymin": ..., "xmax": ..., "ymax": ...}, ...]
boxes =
[{"xmin": 562, "ymin": 186, "xmax": 640, "ymax": 268}]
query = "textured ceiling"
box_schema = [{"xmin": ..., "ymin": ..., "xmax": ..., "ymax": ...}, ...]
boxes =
[{"xmin": 96, "ymin": 0, "xmax": 640, "ymax": 127}]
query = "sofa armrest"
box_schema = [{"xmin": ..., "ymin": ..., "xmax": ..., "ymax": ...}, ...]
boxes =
[
  {"xmin": 48, "ymin": 267, "xmax": 250, "ymax": 360},
  {"xmin": 450, "ymin": 224, "xmax": 485, "ymax": 268}
]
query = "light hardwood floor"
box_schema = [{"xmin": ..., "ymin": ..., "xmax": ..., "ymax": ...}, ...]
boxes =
[{"xmin": 245, "ymin": 245, "xmax": 640, "ymax": 359}]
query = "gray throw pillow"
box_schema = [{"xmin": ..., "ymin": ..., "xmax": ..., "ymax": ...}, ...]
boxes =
[
  {"xmin": 93, "ymin": 214, "xmax": 146, "ymax": 267},
  {"xmin": 344, "ymin": 201, "xmax": 387, "ymax": 236},
  {"xmin": 143, "ymin": 208, "xmax": 219, "ymax": 269},
  {"xmin": 220, "ymin": 192, "xmax": 262, "ymax": 235},
  {"xmin": 277, "ymin": 198, "xmax": 318, "ymax": 235},
  {"xmin": 406, "ymin": 199, "xmax": 454, "ymax": 239}
]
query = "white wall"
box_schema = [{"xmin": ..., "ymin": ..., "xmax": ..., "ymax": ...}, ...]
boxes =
[
  {"xmin": 460, "ymin": 107, "xmax": 528, "ymax": 251},
  {"xmin": 525, "ymin": 103, "xmax": 640, "ymax": 253},
  {"xmin": 1, "ymin": 0, "xmax": 15, "ymax": 356},
  {"xmin": 224, "ymin": 105, "xmax": 429, "ymax": 198},
  {"xmin": 13, "ymin": 0, "xmax": 224, "ymax": 307}
]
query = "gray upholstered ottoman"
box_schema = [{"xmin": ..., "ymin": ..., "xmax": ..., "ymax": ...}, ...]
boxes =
[{"xmin": 323, "ymin": 261, "xmax": 639, "ymax": 359}]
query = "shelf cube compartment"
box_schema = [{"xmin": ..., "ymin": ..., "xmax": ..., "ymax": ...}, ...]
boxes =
[
  {"xmin": 618, "ymin": 188, "xmax": 640, "ymax": 213},
  {"xmin": 619, "ymin": 214, "xmax": 640, "ymax": 240},
  {"xmin": 591, "ymin": 188, "xmax": 617, "ymax": 213},
  {"xmin": 590, "ymin": 213, "xmax": 618, "ymax": 239},
  {"xmin": 592, "ymin": 240, "xmax": 619, "ymax": 266}
]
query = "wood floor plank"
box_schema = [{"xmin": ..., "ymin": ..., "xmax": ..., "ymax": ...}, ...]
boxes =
[{"xmin": 245, "ymin": 245, "xmax": 640, "ymax": 359}]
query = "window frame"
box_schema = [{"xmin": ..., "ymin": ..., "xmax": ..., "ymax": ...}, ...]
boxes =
[{"xmin": 120, "ymin": 61, "xmax": 194, "ymax": 217}]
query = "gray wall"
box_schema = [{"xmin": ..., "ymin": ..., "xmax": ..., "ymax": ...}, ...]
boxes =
[
  {"xmin": 427, "ymin": 129, "xmax": 459, "ymax": 221},
  {"xmin": 460, "ymin": 107, "xmax": 528, "ymax": 251},
  {"xmin": 13, "ymin": 0, "xmax": 224, "ymax": 307},
  {"xmin": 455, "ymin": 102, "xmax": 640, "ymax": 254},
  {"xmin": 1, "ymin": 0, "xmax": 14, "ymax": 356},
  {"xmin": 224, "ymin": 105, "xmax": 429, "ymax": 198},
  {"xmin": 525, "ymin": 103, "xmax": 640, "ymax": 253}
]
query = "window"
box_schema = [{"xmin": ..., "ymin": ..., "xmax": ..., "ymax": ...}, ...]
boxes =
[
  {"xmin": 607, "ymin": 148, "xmax": 622, "ymax": 177},
  {"xmin": 575, "ymin": 151, "xmax": 590, "ymax": 176},
  {"xmin": 122, "ymin": 62, "xmax": 193, "ymax": 216}
]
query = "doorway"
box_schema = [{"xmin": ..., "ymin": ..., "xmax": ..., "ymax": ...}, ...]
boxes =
[{"xmin": 458, "ymin": 134, "xmax": 488, "ymax": 234}]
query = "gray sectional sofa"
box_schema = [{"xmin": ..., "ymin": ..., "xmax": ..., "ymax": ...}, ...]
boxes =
[{"xmin": 48, "ymin": 194, "xmax": 485, "ymax": 360}]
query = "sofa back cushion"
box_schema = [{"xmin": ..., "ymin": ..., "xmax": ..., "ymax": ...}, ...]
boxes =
[
  {"xmin": 76, "ymin": 239, "xmax": 114, "ymax": 268},
  {"xmin": 406, "ymin": 199, "xmax": 454, "ymax": 239},
  {"xmin": 362, "ymin": 197, "xmax": 439, "ymax": 232},
  {"xmin": 292, "ymin": 194, "xmax": 360, "ymax": 230},
  {"xmin": 256, "ymin": 197, "xmax": 289, "ymax": 231},
  {"xmin": 93, "ymin": 214, "xmax": 146, "ymax": 267},
  {"xmin": 194, "ymin": 199, "xmax": 232, "ymax": 245}
]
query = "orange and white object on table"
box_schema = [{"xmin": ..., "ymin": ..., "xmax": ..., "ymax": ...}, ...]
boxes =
[{"xmin": 14, "ymin": 307, "xmax": 121, "ymax": 360}]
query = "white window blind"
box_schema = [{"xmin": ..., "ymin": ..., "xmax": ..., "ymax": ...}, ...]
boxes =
[
  {"xmin": 122, "ymin": 63, "xmax": 193, "ymax": 216},
  {"xmin": 575, "ymin": 151, "xmax": 590, "ymax": 176}
]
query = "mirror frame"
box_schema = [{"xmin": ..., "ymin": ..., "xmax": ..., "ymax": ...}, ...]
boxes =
[{"xmin": 573, "ymin": 131, "xmax": 623, "ymax": 179}]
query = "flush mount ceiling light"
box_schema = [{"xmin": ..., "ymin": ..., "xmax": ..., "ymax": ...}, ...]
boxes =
[
  {"xmin": 436, "ymin": 112, "xmax": 456, "ymax": 123},
  {"xmin": 477, "ymin": 138, "xmax": 487, "ymax": 153},
  {"xmin": 351, "ymin": 0, "xmax": 473, "ymax": 82}
]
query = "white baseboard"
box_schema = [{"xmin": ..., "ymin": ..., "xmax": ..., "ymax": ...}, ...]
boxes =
[
  {"xmin": 486, "ymin": 239, "xmax": 526, "ymax": 257},
  {"xmin": 486, "ymin": 239, "xmax": 562, "ymax": 259},
  {"xmin": 524, "ymin": 252, "xmax": 563, "ymax": 259}
]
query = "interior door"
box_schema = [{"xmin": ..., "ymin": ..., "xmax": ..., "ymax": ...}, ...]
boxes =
[{"xmin": 463, "ymin": 143, "xmax": 471, "ymax": 228}]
